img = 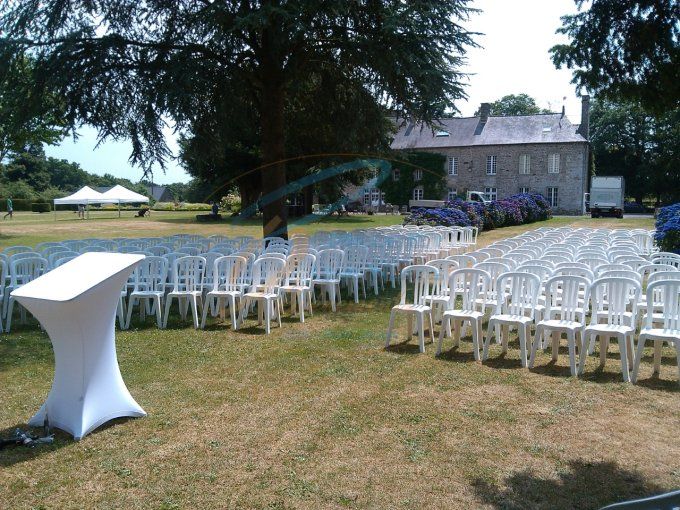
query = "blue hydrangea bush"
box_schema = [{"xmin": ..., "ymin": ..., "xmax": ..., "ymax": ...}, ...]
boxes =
[
  {"xmin": 405, "ymin": 193, "xmax": 552, "ymax": 231},
  {"xmin": 654, "ymin": 203, "xmax": 680, "ymax": 254}
]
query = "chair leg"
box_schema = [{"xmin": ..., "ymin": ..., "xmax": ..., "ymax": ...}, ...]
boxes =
[
  {"xmin": 264, "ymin": 300, "xmax": 271, "ymax": 334},
  {"xmin": 154, "ymin": 296, "xmax": 163, "ymax": 329},
  {"xmin": 518, "ymin": 324, "xmax": 528, "ymax": 368},
  {"xmin": 599, "ymin": 336, "xmax": 608, "ymax": 366},
  {"xmin": 529, "ymin": 325, "xmax": 543, "ymax": 368},
  {"xmin": 552, "ymin": 331, "xmax": 559, "ymax": 362},
  {"xmin": 230, "ymin": 296, "xmax": 238, "ymax": 330},
  {"xmin": 631, "ymin": 335, "xmax": 647, "ymax": 383},
  {"xmin": 386, "ymin": 310, "xmax": 397, "ymax": 348},
  {"xmin": 482, "ymin": 319, "xmax": 495, "ymax": 361},
  {"xmin": 653, "ymin": 340, "xmax": 662, "ymax": 374},
  {"xmin": 567, "ymin": 330, "xmax": 577, "ymax": 377},
  {"xmin": 436, "ymin": 316, "xmax": 448, "ymax": 355},
  {"xmin": 162, "ymin": 296, "xmax": 173, "ymax": 328},
  {"xmin": 417, "ymin": 314, "xmax": 425, "ymax": 353},
  {"xmin": 619, "ymin": 333, "xmax": 631, "ymax": 382},
  {"xmin": 5, "ymin": 298, "xmax": 14, "ymax": 333},
  {"xmin": 125, "ymin": 296, "xmax": 136, "ymax": 330},
  {"xmin": 428, "ymin": 311, "xmax": 434, "ymax": 345},
  {"xmin": 191, "ymin": 296, "xmax": 200, "ymax": 329},
  {"xmin": 299, "ymin": 292, "xmax": 305, "ymax": 323},
  {"xmin": 201, "ymin": 296, "xmax": 211, "ymax": 329}
]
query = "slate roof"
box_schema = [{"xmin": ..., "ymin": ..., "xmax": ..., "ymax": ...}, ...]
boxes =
[{"xmin": 390, "ymin": 113, "xmax": 587, "ymax": 150}]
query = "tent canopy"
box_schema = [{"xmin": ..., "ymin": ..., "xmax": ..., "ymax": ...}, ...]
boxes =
[
  {"xmin": 100, "ymin": 185, "xmax": 149, "ymax": 204},
  {"xmin": 54, "ymin": 186, "xmax": 109, "ymax": 205}
]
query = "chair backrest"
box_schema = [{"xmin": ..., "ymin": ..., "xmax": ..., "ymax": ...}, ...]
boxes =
[
  {"xmin": 516, "ymin": 264, "xmax": 552, "ymax": 283},
  {"xmin": 177, "ymin": 246, "xmax": 201, "ymax": 256},
  {"xmin": 479, "ymin": 247, "xmax": 504, "ymax": 258},
  {"xmin": 426, "ymin": 259, "xmax": 459, "ymax": 295},
  {"xmin": 544, "ymin": 275, "xmax": 591, "ymax": 322},
  {"xmin": 250, "ymin": 256, "xmax": 286, "ymax": 294},
  {"xmin": 551, "ymin": 265, "xmax": 594, "ymax": 281},
  {"xmin": 202, "ymin": 252, "xmax": 223, "ymax": 284},
  {"xmin": 49, "ymin": 250, "xmax": 79, "ymax": 268},
  {"xmin": 399, "ymin": 265, "xmax": 438, "ymax": 306},
  {"xmin": 212, "ymin": 255, "xmax": 248, "ymax": 292},
  {"xmin": 505, "ymin": 252, "xmax": 532, "ymax": 267},
  {"xmin": 638, "ymin": 264, "xmax": 678, "ymax": 283},
  {"xmin": 476, "ymin": 261, "xmax": 512, "ymax": 293},
  {"xmin": 343, "ymin": 245, "xmax": 368, "ymax": 273},
  {"xmin": 132, "ymin": 256, "xmax": 168, "ymax": 292},
  {"xmin": 598, "ymin": 269, "xmax": 642, "ymax": 283},
  {"xmin": 644, "ymin": 280, "xmax": 680, "ymax": 331},
  {"xmin": 10, "ymin": 256, "xmax": 48, "ymax": 287},
  {"xmin": 589, "ymin": 277, "xmax": 641, "ymax": 326},
  {"xmin": 651, "ymin": 252, "xmax": 680, "ymax": 269},
  {"xmin": 540, "ymin": 254, "xmax": 573, "ymax": 265},
  {"xmin": 316, "ymin": 249, "xmax": 344, "ymax": 280},
  {"xmin": 148, "ymin": 245, "xmax": 171, "ymax": 256},
  {"xmin": 616, "ymin": 256, "xmax": 648, "ymax": 271},
  {"xmin": 9, "ymin": 251, "xmax": 43, "ymax": 265},
  {"xmin": 647, "ymin": 271, "xmax": 680, "ymax": 286},
  {"xmin": 577, "ymin": 256, "xmax": 609, "ymax": 272},
  {"xmin": 445, "ymin": 254, "xmax": 475, "ymax": 268},
  {"xmin": 284, "ymin": 253, "xmax": 316, "ymax": 287},
  {"xmin": 522, "ymin": 259, "xmax": 554, "ymax": 270},
  {"xmin": 467, "ymin": 251, "xmax": 489, "ymax": 263},
  {"xmin": 3, "ymin": 245, "xmax": 34, "ymax": 257},
  {"xmin": 172, "ymin": 256, "xmax": 205, "ymax": 292},
  {"xmin": 448, "ymin": 268, "xmax": 490, "ymax": 313},
  {"xmin": 494, "ymin": 271, "xmax": 541, "ymax": 318},
  {"xmin": 594, "ymin": 263, "xmax": 631, "ymax": 277}
]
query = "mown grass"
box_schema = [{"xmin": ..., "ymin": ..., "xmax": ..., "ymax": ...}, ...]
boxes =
[{"xmin": 2, "ymin": 213, "xmax": 677, "ymax": 510}]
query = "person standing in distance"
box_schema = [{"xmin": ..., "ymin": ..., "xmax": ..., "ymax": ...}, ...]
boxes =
[{"xmin": 3, "ymin": 197, "xmax": 13, "ymax": 220}]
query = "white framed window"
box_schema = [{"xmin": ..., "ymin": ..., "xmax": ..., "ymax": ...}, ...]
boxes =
[
  {"xmin": 447, "ymin": 188, "xmax": 457, "ymax": 201},
  {"xmin": 363, "ymin": 189, "xmax": 370, "ymax": 205},
  {"xmin": 371, "ymin": 188, "xmax": 381, "ymax": 204},
  {"xmin": 548, "ymin": 153, "xmax": 560, "ymax": 173},
  {"xmin": 486, "ymin": 155, "xmax": 497, "ymax": 175},
  {"xmin": 413, "ymin": 186, "xmax": 424, "ymax": 200},
  {"xmin": 413, "ymin": 168, "xmax": 423, "ymax": 181},
  {"xmin": 485, "ymin": 187, "xmax": 497, "ymax": 201},
  {"xmin": 519, "ymin": 154, "xmax": 531, "ymax": 174},
  {"xmin": 447, "ymin": 156, "xmax": 458, "ymax": 176},
  {"xmin": 519, "ymin": 186, "xmax": 530, "ymax": 194},
  {"xmin": 547, "ymin": 187, "xmax": 558, "ymax": 207},
  {"xmin": 392, "ymin": 169, "xmax": 400, "ymax": 181}
]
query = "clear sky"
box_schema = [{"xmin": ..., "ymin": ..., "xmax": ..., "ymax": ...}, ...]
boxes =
[{"xmin": 44, "ymin": 0, "xmax": 584, "ymax": 185}]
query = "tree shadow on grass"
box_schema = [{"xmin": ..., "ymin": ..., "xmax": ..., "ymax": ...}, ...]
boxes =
[
  {"xmin": 384, "ymin": 338, "xmax": 427, "ymax": 355},
  {"xmin": 471, "ymin": 459, "xmax": 670, "ymax": 510}
]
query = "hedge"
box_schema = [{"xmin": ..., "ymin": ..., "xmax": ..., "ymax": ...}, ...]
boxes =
[
  {"xmin": 654, "ymin": 203, "xmax": 680, "ymax": 254},
  {"xmin": 31, "ymin": 203, "xmax": 52, "ymax": 213},
  {"xmin": 0, "ymin": 198, "xmax": 33, "ymax": 211},
  {"xmin": 152, "ymin": 202, "xmax": 212, "ymax": 211},
  {"xmin": 404, "ymin": 193, "xmax": 552, "ymax": 231}
]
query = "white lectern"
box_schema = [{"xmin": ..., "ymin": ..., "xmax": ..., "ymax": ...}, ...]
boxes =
[{"xmin": 11, "ymin": 252, "xmax": 146, "ymax": 440}]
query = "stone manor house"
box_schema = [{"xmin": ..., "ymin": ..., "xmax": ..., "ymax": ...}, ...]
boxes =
[{"xmin": 358, "ymin": 96, "xmax": 591, "ymax": 215}]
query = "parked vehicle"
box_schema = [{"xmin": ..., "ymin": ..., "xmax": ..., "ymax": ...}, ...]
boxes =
[
  {"xmin": 590, "ymin": 176, "xmax": 625, "ymax": 218},
  {"xmin": 623, "ymin": 201, "xmax": 648, "ymax": 214},
  {"xmin": 466, "ymin": 191, "xmax": 490, "ymax": 205}
]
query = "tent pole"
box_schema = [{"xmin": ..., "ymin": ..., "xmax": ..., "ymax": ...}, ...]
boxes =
[{"xmin": 118, "ymin": 200, "xmax": 121, "ymax": 218}]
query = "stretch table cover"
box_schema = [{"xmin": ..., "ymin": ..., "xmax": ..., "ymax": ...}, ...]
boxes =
[{"xmin": 11, "ymin": 252, "xmax": 145, "ymax": 440}]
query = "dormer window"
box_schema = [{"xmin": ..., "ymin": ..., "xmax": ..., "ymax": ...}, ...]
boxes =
[{"xmin": 434, "ymin": 130, "xmax": 449, "ymax": 137}]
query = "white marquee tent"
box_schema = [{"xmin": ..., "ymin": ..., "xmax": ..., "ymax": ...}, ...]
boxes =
[{"xmin": 53, "ymin": 185, "xmax": 149, "ymax": 219}]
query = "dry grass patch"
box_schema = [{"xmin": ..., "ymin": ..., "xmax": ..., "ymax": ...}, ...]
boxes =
[{"xmin": 2, "ymin": 214, "xmax": 677, "ymax": 509}]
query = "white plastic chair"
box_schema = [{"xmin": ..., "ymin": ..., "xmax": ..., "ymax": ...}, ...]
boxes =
[
  {"xmin": 162, "ymin": 256, "xmax": 205, "ymax": 329},
  {"xmin": 529, "ymin": 275, "xmax": 591, "ymax": 376},
  {"xmin": 312, "ymin": 249, "xmax": 344, "ymax": 311},
  {"xmin": 240, "ymin": 256, "xmax": 285, "ymax": 334},
  {"xmin": 125, "ymin": 256, "xmax": 168, "ymax": 329},
  {"xmin": 651, "ymin": 252, "xmax": 680, "ymax": 269},
  {"xmin": 445, "ymin": 254, "xmax": 475, "ymax": 268},
  {"xmin": 423, "ymin": 259, "xmax": 459, "ymax": 321},
  {"xmin": 279, "ymin": 253, "xmax": 316, "ymax": 322},
  {"xmin": 385, "ymin": 265, "xmax": 438, "ymax": 353},
  {"xmin": 340, "ymin": 245, "xmax": 367, "ymax": 303},
  {"xmin": 582, "ymin": 277, "xmax": 641, "ymax": 382},
  {"xmin": 482, "ymin": 272, "xmax": 541, "ymax": 367},
  {"xmin": 201, "ymin": 255, "xmax": 248, "ymax": 330},
  {"xmin": 5, "ymin": 256, "xmax": 48, "ymax": 332},
  {"xmin": 632, "ymin": 279, "xmax": 680, "ymax": 383},
  {"xmin": 437, "ymin": 268, "xmax": 490, "ymax": 360}
]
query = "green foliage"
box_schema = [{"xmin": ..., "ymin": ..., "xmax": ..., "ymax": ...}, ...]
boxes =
[
  {"xmin": 0, "ymin": 55, "xmax": 66, "ymax": 161},
  {"xmin": 220, "ymin": 193, "xmax": 241, "ymax": 212},
  {"xmin": 31, "ymin": 202, "xmax": 51, "ymax": 213},
  {"xmin": 590, "ymin": 99, "xmax": 680, "ymax": 203},
  {"xmin": 551, "ymin": 0, "xmax": 679, "ymax": 114},
  {"xmin": 0, "ymin": 179, "xmax": 37, "ymax": 200},
  {"xmin": 151, "ymin": 202, "xmax": 211, "ymax": 212},
  {"xmin": 380, "ymin": 152, "xmax": 447, "ymax": 205},
  {"xmin": 0, "ymin": 198, "xmax": 31, "ymax": 211},
  {"xmin": 0, "ymin": 0, "xmax": 478, "ymax": 236},
  {"xmin": 475, "ymin": 94, "xmax": 551, "ymax": 116}
]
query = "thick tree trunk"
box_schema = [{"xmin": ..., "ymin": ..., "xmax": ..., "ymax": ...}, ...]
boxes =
[{"xmin": 259, "ymin": 78, "xmax": 288, "ymax": 239}]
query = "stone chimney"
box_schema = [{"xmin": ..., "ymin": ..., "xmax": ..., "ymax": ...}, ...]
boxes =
[
  {"xmin": 475, "ymin": 102, "xmax": 491, "ymax": 135},
  {"xmin": 577, "ymin": 94, "xmax": 590, "ymax": 139}
]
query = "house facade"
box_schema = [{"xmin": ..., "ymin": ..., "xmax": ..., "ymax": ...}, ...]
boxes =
[{"xmin": 386, "ymin": 97, "xmax": 591, "ymax": 215}]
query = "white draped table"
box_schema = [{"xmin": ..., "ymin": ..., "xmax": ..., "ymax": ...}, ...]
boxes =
[{"xmin": 11, "ymin": 252, "xmax": 146, "ymax": 440}]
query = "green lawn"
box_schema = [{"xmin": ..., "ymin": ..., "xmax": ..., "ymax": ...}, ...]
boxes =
[{"xmin": 2, "ymin": 213, "xmax": 678, "ymax": 510}]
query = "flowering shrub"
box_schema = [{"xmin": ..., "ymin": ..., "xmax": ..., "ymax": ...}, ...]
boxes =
[
  {"xmin": 654, "ymin": 203, "xmax": 680, "ymax": 254},
  {"xmin": 404, "ymin": 193, "xmax": 552, "ymax": 231}
]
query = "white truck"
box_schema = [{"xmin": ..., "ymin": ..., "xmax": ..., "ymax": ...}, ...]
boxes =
[
  {"xmin": 590, "ymin": 176, "xmax": 625, "ymax": 218},
  {"xmin": 466, "ymin": 191, "xmax": 490, "ymax": 205}
]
